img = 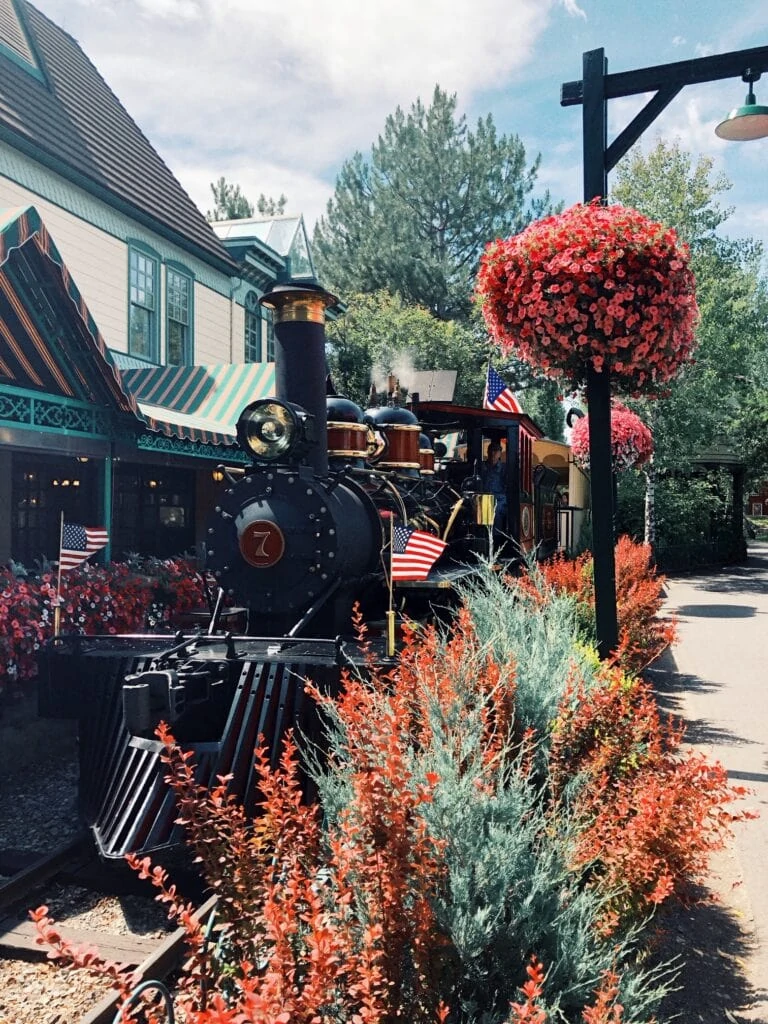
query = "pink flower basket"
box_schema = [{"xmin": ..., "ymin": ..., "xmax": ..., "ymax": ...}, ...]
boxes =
[{"xmin": 571, "ymin": 403, "xmax": 654, "ymax": 472}]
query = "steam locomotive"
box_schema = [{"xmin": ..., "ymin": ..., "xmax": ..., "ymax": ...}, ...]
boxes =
[{"xmin": 41, "ymin": 280, "xmax": 561, "ymax": 858}]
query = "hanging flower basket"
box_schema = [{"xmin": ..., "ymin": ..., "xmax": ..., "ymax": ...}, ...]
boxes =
[
  {"xmin": 571, "ymin": 403, "xmax": 653, "ymax": 472},
  {"xmin": 476, "ymin": 202, "xmax": 698, "ymax": 394}
]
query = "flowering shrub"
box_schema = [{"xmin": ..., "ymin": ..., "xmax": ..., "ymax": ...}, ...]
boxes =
[
  {"xmin": 0, "ymin": 571, "xmax": 48, "ymax": 686},
  {"xmin": 476, "ymin": 202, "xmax": 698, "ymax": 393},
  {"xmin": 0, "ymin": 558, "xmax": 208, "ymax": 688},
  {"xmin": 571, "ymin": 403, "xmax": 653, "ymax": 473}
]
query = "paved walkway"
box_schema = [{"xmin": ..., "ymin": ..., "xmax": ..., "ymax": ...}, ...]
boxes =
[{"xmin": 648, "ymin": 541, "xmax": 768, "ymax": 1023}]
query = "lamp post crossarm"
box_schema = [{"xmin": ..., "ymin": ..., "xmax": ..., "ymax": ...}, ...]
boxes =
[
  {"xmin": 561, "ymin": 44, "xmax": 768, "ymax": 107},
  {"xmin": 605, "ymin": 84, "xmax": 682, "ymax": 171}
]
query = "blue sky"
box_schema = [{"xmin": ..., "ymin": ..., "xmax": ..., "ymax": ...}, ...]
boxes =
[{"xmin": 33, "ymin": 0, "xmax": 768, "ymax": 255}]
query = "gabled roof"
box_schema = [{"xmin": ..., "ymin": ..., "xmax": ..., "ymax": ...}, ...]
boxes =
[
  {"xmin": 0, "ymin": 1, "xmax": 237, "ymax": 274},
  {"xmin": 212, "ymin": 215, "xmax": 315, "ymax": 278}
]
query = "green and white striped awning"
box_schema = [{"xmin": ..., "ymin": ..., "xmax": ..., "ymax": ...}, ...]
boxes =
[{"xmin": 117, "ymin": 362, "xmax": 275, "ymax": 445}]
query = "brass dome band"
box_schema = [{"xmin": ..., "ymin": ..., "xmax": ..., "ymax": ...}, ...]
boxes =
[
  {"xmin": 328, "ymin": 421, "xmax": 369, "ymax": 459},
  {"xmin": 378, "ymin": 423, "xmax": 420, "ymax": 469},
  {"xmin": 271, "ymin": 298, "xmax": 327, "ymax": 324},
  {"xmin": 419, "ymin": 449, "xmax": 435, "ymax": 474},
  {"xmin": 327, "ymin": 422, "xmax": 368, "ymax": 432}
]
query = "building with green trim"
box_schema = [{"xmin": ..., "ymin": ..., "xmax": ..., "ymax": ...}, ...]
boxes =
[{"xmin": 0, "ymin": 0, "xmax": 323, "ymax": 567}]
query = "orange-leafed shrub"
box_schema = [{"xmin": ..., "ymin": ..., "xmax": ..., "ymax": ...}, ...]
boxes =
[
  {"xmin": 551, "ymin": 664, "xmax": 754, "ymax": 931},
  {"xmin": 527, "ymin": 535, "xmax": 676, "ymax": 672},
  {"xmin": 29, "ymin": 578, "xmax": 750, "ymax": 1023}
]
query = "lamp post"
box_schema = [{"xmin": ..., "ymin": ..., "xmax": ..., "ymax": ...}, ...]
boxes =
[{"xmin": 561, "ymin": 44, "xmax": 768, "ymax": 658}]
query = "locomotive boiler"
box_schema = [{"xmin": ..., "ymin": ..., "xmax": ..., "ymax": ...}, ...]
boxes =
[{"xmin": 40, "ymin": 277, "xmax": 561, "ymax": 859}]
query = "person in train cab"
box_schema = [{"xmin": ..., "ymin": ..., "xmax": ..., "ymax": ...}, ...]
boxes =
[{"xmin": 481, "ymin": 440, "xmax": 507, "ymax": 528}]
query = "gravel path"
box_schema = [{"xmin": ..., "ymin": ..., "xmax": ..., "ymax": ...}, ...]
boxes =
[{"xmin": 0, "ymin": 750, "xmax": 172, "ymax": 1024}]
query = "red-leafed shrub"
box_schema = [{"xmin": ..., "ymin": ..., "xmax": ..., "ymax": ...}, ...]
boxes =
[
  {"xmin": 29, "ymin": 575, "xmax": 751, "ymax": 1023},
  {"xmin": 476, "ymin": 201, "xmax": 698, "ymax": 394},
  {"xmin": 570, "ymin": 403, "xmax": 653, "ymax": 472},
  {"xmin": 551, "ymin": 664, "xmax": 754, "ymax": 932},
  {"xmin": 526, "ymin": 535, "xmax": 676, "ymax": 672}
]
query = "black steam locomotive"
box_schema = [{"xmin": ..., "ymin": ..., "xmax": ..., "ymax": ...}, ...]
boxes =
[{"xmin": 42, "ymin": 280, "xmax": 560, "ymax": 858}]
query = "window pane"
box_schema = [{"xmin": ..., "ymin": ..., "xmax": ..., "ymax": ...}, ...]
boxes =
[
  {"xmin": 130, "ymin": 305, "xmax": 152, "ymax": 358},
  {"xmin": 167, "ymin": 269, "xmax": 190, "ymax": 324},
  {"xmin": 130, "ymin": 251, "xmax": 155, "ymax": 310},
  {"xmin": 244, "ymin": 309, "xmax": 260, "ymax": 361},
  {"xmin": 167, "ymin": 319, "xmax": 187, "ymax": 365},
  {"xmin": 129, "ymin": 249, "xmax": 157, "ymax": 360}
]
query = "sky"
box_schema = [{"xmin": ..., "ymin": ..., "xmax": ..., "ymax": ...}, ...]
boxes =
[{"xmin": 31, "ymin": 0, "xmax": 768, "ymax": 254}]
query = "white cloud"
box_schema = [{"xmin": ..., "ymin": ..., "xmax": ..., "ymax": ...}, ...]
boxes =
[
  {"xmin": 559, "ymin": 0, "xmax": 586, "ymax": 20},
  {"xmin": 35, "ymin": 0, "xmax": 571, "ymax": 226}
]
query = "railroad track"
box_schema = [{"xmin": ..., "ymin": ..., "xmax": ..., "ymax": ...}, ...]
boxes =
[{"xmin": 0, "ymin": 836, "xmax": 214, "ymax": 1024}]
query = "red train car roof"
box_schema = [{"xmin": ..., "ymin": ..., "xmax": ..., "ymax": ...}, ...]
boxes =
[{"xmin": 412, "ymin": 401, "xmax": 544, "ymax": 440}]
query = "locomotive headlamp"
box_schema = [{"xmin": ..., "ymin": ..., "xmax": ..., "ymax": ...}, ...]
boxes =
[{"xmin": 236, "ymin": 399, "xmax": 314, "ymax": 463}]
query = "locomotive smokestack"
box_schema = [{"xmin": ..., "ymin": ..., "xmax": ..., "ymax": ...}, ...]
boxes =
[{"xmin": 259, "ymin": 280, "xmax": 338, "ymax": 475}]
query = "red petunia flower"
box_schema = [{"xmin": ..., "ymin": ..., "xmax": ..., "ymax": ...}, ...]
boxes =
[
  {"xmin": 475, "ymin": 202, "xmax": 698, "ymax": 395},
  {"xmin": 571, "ymin": 403, "xmax": 654, "ymax": 472}
]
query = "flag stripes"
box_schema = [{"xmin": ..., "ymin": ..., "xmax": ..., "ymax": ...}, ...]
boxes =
[
  {"xmin": 484, "ymin": 363, "xmax": 523, "ymax": 414},
  {"xmin": 391, "ymin": 524, "xmax": 447, "ymax": 581},
  {"xmin": 59, "ymin": 523, "xmax": 109, "ymax": 570}
]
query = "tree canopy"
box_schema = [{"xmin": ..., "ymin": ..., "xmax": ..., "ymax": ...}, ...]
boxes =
[
  {"xmin": 325, "ymin": 290, "xmax": 489, "ymax": 408},
  {"xmin": 612, "ymin": 140, "xmax": 768, "ymax": 481},
  {"xmin": 207, "ymin": 177, "xmax": 254, "ymax": 221},
  {"xmin": 314, "ymin": 86, "xmax": 553, "ymax": 321},
  {"xmin": 257, "ymin": 193, "xmax": 288, "ymax": 216},
  {"xmin": 207, "ymin": 179, "xmax": 288, "ymax": 221}
]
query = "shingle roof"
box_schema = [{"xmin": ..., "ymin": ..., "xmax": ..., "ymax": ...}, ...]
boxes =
[{"xmin": 0, "ymin": 0, "xmax": 237, "ymax": 273}]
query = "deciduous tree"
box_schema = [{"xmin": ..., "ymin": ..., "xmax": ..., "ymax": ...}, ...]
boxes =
[{"xmin": 612, "ymin": 141, "xmax": 768, "ymax": 550}]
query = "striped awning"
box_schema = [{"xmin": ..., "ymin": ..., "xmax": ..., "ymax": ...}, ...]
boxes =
[
  {"xmin": 117, "ymin": 362, "xmax": 275, "ymax": 445},
  {"xmin": 0, "ymin": 205, "xmax": 140, "ymax": 415}
]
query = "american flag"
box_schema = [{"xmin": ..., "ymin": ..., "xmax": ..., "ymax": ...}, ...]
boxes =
[
  {"xmin": 59, "ymin": 523, "xmax": 109, "ymax": 570},
  {"xmin": 392, "ymin": 524, "xmax": 447, "ymax": 581},
  {"xmin": 484, "ymin": 363, "xmax": 523, "ymax": 414}
]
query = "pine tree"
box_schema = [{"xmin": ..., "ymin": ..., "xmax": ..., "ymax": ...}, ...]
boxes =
[{"xmin": 314, "ymin": 86, "xmax": 553, "ymax": 321}]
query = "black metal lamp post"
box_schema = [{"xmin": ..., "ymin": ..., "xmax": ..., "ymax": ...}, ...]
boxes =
[{"xmin": 561, "ymin": 44, "xmax": 768, "ymax": 658}]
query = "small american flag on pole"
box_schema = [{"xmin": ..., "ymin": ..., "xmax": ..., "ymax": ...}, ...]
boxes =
[
  {"xmin": 484, "ymin": 363, "xmax": 523, "ymax": 414},
  {"xmin": 59, "ymin": 523, "xmax": 109, "ymax": 570},
  {"xmin": 391, "ymin": 524, "xmax": 447, "ymax": 582}
]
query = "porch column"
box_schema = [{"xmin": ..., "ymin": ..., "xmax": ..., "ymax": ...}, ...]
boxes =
[{"xmin": 102, "ymin": 450, "xmax": 113, "ymax": 562}]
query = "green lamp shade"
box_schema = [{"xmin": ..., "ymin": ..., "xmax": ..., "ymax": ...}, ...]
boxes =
[{"xmin": 716, "ymin": 102, "xmax": 768, "ymax": 141}]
